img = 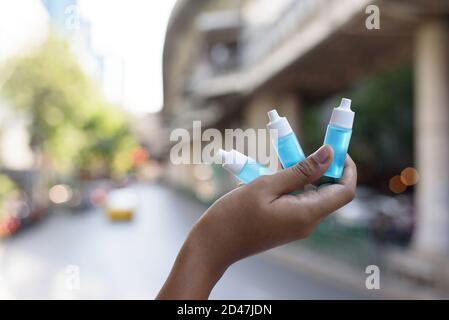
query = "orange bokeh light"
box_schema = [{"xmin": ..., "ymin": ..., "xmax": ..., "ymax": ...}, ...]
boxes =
[
  {"xmin": 389, "ymin": 175, "xmax": 407, "ymax": 194},
  {"xmin": 0, "ymin": 221, "xmax": 10, "ymax": 238},
  {"xmin": 401, "ymin": 167, "xmax": 419, "ymax": 186},
  {"xmin": 132, "ymin": 147, "xmax": 149, "ymax": 166}
]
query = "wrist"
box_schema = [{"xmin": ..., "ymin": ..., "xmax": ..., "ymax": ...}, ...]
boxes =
[
  {"xmin": 183, "ymin": 226, "xmax": 229, "ymax": 284},
  {"xmin": 157, "ymin": 228, "xmax": 227, "ymax": 300}
]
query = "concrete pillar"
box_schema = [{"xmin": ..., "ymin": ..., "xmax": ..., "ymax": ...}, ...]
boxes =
[
  {"xmin": 413, "ymin": 20, "xmax": 449, "ymax": 256},
  {"xmin": 244, "ymin": 92, "xmax": 302, "ymax": 132}
]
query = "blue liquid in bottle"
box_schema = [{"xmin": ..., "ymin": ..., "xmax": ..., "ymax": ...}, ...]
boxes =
[
  {"xmin": 237, "ymin": 160, "xmax": 273, "ymax": 184},
  {"xmin": 274, "ymin": 132, "xmax": 306, "ymax": 169},
  {"xmin": 324, "ymin": 124, "xmax": 352, "ymax": 179},
  {"xmin": 323, "ymin": 98, "xmax": 355, "ymax": 179},
  {"xmin": 267, "ymin": 110, "xmax": 306, "ymax": 169}
]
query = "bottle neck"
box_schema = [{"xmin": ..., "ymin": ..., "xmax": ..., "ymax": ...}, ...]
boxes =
[
  {"xmin": 221, "ymin": 150, "xmax": 249, "ymax": 175},
  {"xmin": 267, "ymin": 118, "xmax": 293, "ymax": 138},
  {"xmin": 329, "ymin": 107, "xmax": 354, "ymax": 130}
]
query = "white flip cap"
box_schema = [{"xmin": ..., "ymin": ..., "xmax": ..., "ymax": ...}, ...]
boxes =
[
  {"xmin": 329, "ymin": 98, "xmax": 355, "ymax": 129},
  {"xmin": 267, "ymin": 109, "xmax": 293, "ymax": 138},
  {"xmin": 217, "ymin": 149, "xmax": 248, "ymax": 175}
]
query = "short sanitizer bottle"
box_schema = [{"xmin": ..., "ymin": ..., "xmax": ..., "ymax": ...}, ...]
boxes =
[
  {"xmin": 267, "ymin": 109, "xmax": 306, "ymax": 168},
  {"xmin": 217, "ymin": 149, "xmax": 272, "ymax": 184},
  {"xmin": 323, "ymin": 98, "xmax": 355, "ymax": 179}
]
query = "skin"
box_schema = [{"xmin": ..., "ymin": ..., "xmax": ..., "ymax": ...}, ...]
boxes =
[{"xmin": 157, "ymin": 145, "xmax": 357, "ymax": 299}]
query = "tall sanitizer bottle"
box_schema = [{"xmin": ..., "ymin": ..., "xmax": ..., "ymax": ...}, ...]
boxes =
[
  {"xmin": 217, "ymin": 149, "xmax": 273, "ymax": 184},
  {"xmin": 267, "ymin": 110, "xmax": 306, "ymax": 168},
  {"xmin": 323, "ymin": 98, "xmax": 355, "ymax": 179}
]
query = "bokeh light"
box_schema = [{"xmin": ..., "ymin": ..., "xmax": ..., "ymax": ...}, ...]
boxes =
[
  {"xmin": 90, "ymin": 188, "xmax": 108, "ymax": 207},
  {"xmin": 4, "ymin": 217, "xmax": 20, "ymax": 235},
  {"xmin": 193, "ymin": 164, "xmax": 213, "ymax": 181},
  {"xmin": 131, "ymin": 147, "xmax": 149, "ymax": 166},
  {"xmin": 389, "ymin": 175, "xmax": 407, "ymax": 194},
  {"xmin": 195, "ymin": 182, "xmax": 216, "ymax": 202},
  {"xmin": 48, "ymin": 184, "xmax": 73, "ymax": 204},
  {"xmin": 0, "ymin": 220, "xmax": 10, "ymax": 238},
  {"xmin": 401, "ymin": 167, "xmax": 419, "ymax": 186},
  {"xmin": 9, "ymin": 200, "xmax": 31, "ymax": 219}
]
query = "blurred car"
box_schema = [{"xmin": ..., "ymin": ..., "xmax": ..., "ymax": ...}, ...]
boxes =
[
  {"xmin": 66, "ymin": 179, "xmax": 113, "ymax": 212},
  {"xmin": 333, "ymin": 186, "xmax": 414, "ymax": 244},
  {"xmin": 105, "ymin": 188, "xmax": 137, "ymax": 221},
  {"xmin": 0, "ymin": 171, "xmax": 48, "ymax": 238}
]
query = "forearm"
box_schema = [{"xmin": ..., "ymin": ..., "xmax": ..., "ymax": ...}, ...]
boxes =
[
  {"xmin": 157, "ymin": 148, "xmax": 357, "ymax": 299},
  {"xmin": 156, "ymin": 234, "xmax": 226, "ymax": 300}
]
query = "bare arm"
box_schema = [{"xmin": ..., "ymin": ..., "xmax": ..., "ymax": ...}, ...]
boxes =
[{"xmin": 157, "ymin": 145, "xmax": 357, "ymax": 299}]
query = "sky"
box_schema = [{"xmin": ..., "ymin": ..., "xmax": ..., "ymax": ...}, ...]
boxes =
[
  {"xmin": 0, "ymin": 0, "xmax": 177, "ymax": 114},
  {"xmin": 0, "ymin": 0, "xmax": 48, "ymax": 61},
  {"xmin": 78, "ymin": 0, "xmax": 177, "ymax": 113}
]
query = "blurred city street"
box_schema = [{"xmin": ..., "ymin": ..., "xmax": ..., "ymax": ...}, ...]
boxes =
[
  {"xmin": 0, "ymin": 183, "xmax": 366, "ymax": 299},
  {"xmin": 2, "ymin": 0, "xmax": 449, "ymax": 300}
]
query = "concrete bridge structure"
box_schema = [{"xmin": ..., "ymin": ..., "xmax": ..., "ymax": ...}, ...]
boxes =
[{"xmin": 162, "ymin": 0, "xmax": 449, "ymax": 270}]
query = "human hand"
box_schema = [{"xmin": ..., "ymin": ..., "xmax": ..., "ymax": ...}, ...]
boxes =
[{"xmin": 157, "ymin": 145, "xmax": 357, "ymax": 299}]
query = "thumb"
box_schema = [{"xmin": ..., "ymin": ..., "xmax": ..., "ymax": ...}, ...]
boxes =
[{"xmin": 268, "ymin": 145, "xmax": 333, "ymax": 195}]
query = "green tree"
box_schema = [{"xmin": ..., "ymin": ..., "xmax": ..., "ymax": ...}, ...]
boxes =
[{"xmin": 1, "ymin": 36, "xmax": 137, "ymax": 179}]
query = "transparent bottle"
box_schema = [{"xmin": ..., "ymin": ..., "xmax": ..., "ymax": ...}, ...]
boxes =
[
  {"xmin": 323, "ymin": 98, "xmax": 355, "ymax": 179},
  {"xmin": 267, "ymin": 110, "xmax": 306, "ymax": 168},
  {"xmin": 217, "ymin": 149, "xmax": 273, "ymax": 184}
]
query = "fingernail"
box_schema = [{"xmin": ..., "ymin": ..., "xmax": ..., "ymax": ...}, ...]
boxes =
[{"xmin": 313, "ymin": 145, "xmax": 331, "ymax": 164}]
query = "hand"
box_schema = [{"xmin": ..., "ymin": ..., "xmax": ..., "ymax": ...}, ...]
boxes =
[{"xmin": 157, "ymin": 145, "xmax": 357, "ymax": 299}]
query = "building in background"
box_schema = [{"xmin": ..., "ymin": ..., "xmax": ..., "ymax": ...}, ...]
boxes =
[
  {"xmin": 42, "ymin": 0, "xmax": 99, "ymax": 76},
  {"xmin": 162, "ymin": 0, "xmax": 449, "ymax": 286},
  {"xmin": 42, "ymin": 0, "xmax": 78, "ymax": 30}
]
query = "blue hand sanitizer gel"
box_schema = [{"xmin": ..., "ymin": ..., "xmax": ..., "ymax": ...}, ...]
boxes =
[
  {"xmin": 323, "ymin": 98, "xmax": 355, "ymax": 179},
  {"xmin": 267, "ymin": 109, "xmax": 306, "ymax": 168},
  {"xmin": 217, "ymin": 149, "xmax": 273, "ymax": 184}
]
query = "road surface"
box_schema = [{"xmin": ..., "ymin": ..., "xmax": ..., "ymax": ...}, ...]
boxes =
[{"xmin": 0, "ymin": 183, "xmax": 366, "ymax": 299}]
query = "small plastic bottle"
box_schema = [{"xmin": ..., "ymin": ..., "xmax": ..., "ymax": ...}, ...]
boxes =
[
  {"xmin": 267, "ymin": 109, "xmax": 306, "ymax": 168},
  {"xmin": 217, "ymin": 149, "xmax": 273, "ymax": 184},
  {"xmin": 323, "ymin": 98, "xmax": 355, "ymax": 179}
]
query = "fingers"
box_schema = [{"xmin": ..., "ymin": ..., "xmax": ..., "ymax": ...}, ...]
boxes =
[
  {"xmin": 266, "ymin": 145, "xmax": 333, "ymax": 196},
  {"xmin": 311, "ymin": 155, "xmax": 357, "ymax": 218},
  {"xmin": 336, "ymin": 155, "xmax": 357, "ymax": 192}
]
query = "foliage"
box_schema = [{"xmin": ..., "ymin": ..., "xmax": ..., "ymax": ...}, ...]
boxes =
[
  {"xmin": 1, "ymin": 36, "xmax": 137, "ymax": 178},
  {"xmin": 303, "ymin": 66, "xmax": 414, "ymax": 189},
  {"xmin": 350, "ymin": 67, "xmax": 413, "ymax": 183}
]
